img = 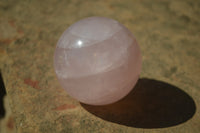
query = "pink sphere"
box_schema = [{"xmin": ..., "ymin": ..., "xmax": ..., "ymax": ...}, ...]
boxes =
[{"xmin": 54, "ymin": 17, "xmax": 142, "ymax": 105}]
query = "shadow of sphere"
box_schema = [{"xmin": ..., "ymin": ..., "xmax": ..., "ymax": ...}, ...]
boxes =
[{"xmin": 81, "ymin": 78, "xmax": 196, "ymax": 128}]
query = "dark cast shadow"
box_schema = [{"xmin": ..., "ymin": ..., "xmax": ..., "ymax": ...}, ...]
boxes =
[
  {"xmin": 81, "ymin": 78, "xmax": 196, "ymax": 128},
  {"xmin": 0, "ymin": 71, "xmax": 6, "ymax": 119}
]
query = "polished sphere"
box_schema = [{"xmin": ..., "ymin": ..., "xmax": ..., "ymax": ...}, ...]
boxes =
[{"xmin": 54, "ymin": 17, "xmax": 142, "ymax": 105}]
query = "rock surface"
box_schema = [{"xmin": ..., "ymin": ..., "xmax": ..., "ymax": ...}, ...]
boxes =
[{"xmin": 0, "ymin": 0, "xmax": 200, "ymax": 133}]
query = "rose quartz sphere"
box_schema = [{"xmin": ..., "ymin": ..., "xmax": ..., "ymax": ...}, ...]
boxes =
[{"xmin": 54, "ymin": 17, "xmax": 142, "ymax": 105}]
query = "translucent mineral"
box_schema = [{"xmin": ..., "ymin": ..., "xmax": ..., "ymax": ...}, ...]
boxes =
[{"xmin": 54, "ymin": 17, "xmax": 142, "ymax": 105}]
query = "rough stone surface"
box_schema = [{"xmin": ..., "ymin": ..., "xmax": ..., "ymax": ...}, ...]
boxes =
[
  {"xmin": 54, "ymin": 17, "xmax": 141, "ymax": 105},
  {"xmin": 0, "ymin": 0, "xmax": 200, "ymax": 133}
]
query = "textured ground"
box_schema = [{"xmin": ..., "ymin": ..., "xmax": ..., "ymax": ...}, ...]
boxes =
[{"xmin": 0, "ymin": 0, "xmax": 200, "ymax": 133}]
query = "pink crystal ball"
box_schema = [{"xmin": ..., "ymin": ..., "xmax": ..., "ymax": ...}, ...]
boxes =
[{"xmin": 54, "ymin": 17, "xmax": 142, "ymax": 105}]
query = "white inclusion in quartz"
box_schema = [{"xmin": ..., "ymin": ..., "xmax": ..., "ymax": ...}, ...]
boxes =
[{"xmin": 57, "ymin": 17, "xmax": 122, "ymax": 49}]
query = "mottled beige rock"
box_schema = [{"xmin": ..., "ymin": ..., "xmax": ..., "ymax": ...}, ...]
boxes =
[
  {"xmin": 0, "ymin": 96, "xmax": 16, "ymax": 133},
  {"xmin": 0, "ymin": 0, "xmax": 200, "ymax": 133}
]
